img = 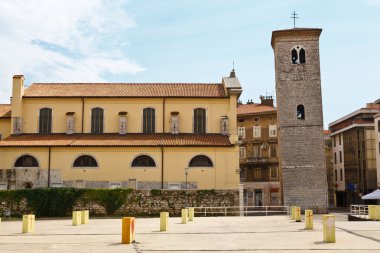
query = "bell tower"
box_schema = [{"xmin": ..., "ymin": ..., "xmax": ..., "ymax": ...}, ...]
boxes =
[{"xmin": 271, "ymin": 28, "xmax": 328, "ymax": 213}]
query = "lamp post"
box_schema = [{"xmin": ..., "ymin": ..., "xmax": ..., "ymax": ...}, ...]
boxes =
[{"xmin": 185, "ymin": 167, "xmax": 189, "ymax": 208}]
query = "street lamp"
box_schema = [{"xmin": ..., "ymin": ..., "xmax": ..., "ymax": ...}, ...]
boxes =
[{"xmin": 185, "ymin": 167, "xmax": 189, "ymax": 208}]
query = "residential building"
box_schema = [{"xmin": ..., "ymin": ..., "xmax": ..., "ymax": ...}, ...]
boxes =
[
  {"xmin": 0, "ymin": 72, "xmax": 242, "ymax": 190},
  {"xmin": 374, "ymin": 99, "xmax": 380, "ymax": 188},
  {"xmin": 324, "ymin": 130, "xmax": 335, "ymax": 207},
  {"xmin": 237, "ymin": 96, "xmax": 280, "ymax": 206},
  {"xmin": 329, "ymin": 100, "xmax": 380, "ymax": 206}
]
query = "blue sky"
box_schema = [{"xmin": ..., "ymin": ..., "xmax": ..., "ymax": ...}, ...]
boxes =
[{"xmin": 0, "ymin": 0, "xmax": 379, "ymax": 128}]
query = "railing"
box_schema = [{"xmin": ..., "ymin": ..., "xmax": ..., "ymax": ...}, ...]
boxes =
[
  {"xmin": 350, "ymin": 205, "xmax": 368, "ymax": 219},
  {"xmin": 193, "ymin": 206, "xmax": 289, "ymax": 217}
]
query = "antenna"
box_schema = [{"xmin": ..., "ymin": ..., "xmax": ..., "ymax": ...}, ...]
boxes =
[{"xmin": 290, "ymin": 10, "xmax": 299, "ymax": 28}]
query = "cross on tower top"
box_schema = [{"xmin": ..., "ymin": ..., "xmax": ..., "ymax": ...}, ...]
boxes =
[{"xmin": 290, "ymin": 10, "xmax": 299, "ymax": 28}]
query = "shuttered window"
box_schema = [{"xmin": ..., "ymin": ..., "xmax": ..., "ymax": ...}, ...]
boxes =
[
  {"xmin": 194, "ymin": 108, "xmax": 206, "ymax": 134},
  {"xmin": 39, "ymin": 108, "xmax": 52, "ymax": 134},
  {"xmin": 143, "ymin": 108, "xmax": 155, "ymax": 133},
  {"xmin": 91, "ymin": 108, "xmax": 104, "ymax": 133}
]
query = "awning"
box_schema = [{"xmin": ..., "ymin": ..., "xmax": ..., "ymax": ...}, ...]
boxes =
[{"xmin": 362, "ymin": 189, "xmax": 380, "ymax": 200}]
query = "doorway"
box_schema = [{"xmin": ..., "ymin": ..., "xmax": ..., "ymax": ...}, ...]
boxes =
[{"xmin": 254, "ymin": 189, "xmax": 263, "ymax": 206}]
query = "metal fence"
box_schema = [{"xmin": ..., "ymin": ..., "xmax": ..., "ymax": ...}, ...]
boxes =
[
  {"xmin": 193, "ymin": 206, "xmax": 289, "ymax": 217},
  {"xmin": 350, "ymin": 205, "xmax": 369, "ymax": 219}
]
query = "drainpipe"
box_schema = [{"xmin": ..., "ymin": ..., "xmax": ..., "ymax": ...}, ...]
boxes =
[
  {"xmin": 81, "ymin": 98, "xmax": 85, "ymax": 133},
  {"xmin": 47, "ymin": 147, "xmax": 51, "ymax": 187},
  {"xmin": 161, "ymin": 146, "xmax": 164, "ymax": 189},
  {"xmin": 162, "ymin": 98, "xmax": 166, "ymax": 133}
]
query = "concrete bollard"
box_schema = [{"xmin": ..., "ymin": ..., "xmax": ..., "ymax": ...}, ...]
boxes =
[
  {"xmin": 122, "ymin": 217, "xmax": 135, "ymax": 244},
  {"xmin": 81, "ymin": 210, "xmax": 89, "ymax": 224},
  {"xmin": 323, "ymin": 215, "xmax": 335, "ymax": 243},
  {"xmin": 160, "ymin": 212, "xmax": 169, "ymax": 231},
  {"xmin": 295, "ymin": 206, "xmax": 301, "ymax": 222},
  {"xmin": 72, "ymin": 211, "xmax": 82, "ymax": 226},
  {"xmin": 291, "ymin": 206, "xmax": 296, "ymax": 220},
  {"xmin": 22, "ymin": 214, "xmax": 35, "ymax": 233},
  {"xmin": 368, "ymin": 205, "xmax": 376, "ymax": 220},
  {"xmin": 181, "ymin": 209, "xmax": 188, "ymax": 224},
  {"xmin": 375, "ymin": 205, "xmax": 380, "ymax": 221},
  {"xmin": 305, "ymin": 209, "xmax": 313, "ymax": 230},
  {"xmin": 188, "ymin": 207, "xmax": 195, "ymax": 221}
]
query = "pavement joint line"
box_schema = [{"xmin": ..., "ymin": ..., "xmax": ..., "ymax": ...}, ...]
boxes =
[{"xmin": 336, "ymin": 226, "xmax": 380, "ymax": 243}]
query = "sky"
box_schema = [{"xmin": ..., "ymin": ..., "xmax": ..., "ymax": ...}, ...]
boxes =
[{"xmin": 0, "ymin": 0, "xmax": 379, "ymax": 128}]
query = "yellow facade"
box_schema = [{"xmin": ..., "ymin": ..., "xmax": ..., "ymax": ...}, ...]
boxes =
[{"xmin": 0, "ymin": 74, "xmax": 242, "ymax": 190}]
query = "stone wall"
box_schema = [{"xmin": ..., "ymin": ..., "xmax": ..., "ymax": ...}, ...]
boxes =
[{"xmin": 0, "ymin": 189, "xmax": 239, "ymax": 217}]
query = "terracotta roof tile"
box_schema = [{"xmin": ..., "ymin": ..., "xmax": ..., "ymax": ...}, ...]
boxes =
[
  {"xmin": 237, "ymin": 103, "xmax": 276, "ymax": 115},
  {"xmin": 0, "ymin": 133, "xmax": 232, "ymax": 147},
  {"xmin": 23, "ymin": 83, "xmax": 226, "ymax": 98},
  {"xmin": 0, "ymin": 104, "xmax": 11, "ymax": 118}
]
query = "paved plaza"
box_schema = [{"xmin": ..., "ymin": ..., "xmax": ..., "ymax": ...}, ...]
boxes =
[{"xmin": 0, "ymin": 213, "xmax": 380, "ymax": 253}]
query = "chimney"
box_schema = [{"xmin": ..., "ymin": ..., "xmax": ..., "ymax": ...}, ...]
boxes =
[
  {"xmin": 260, "ymin": 95, "xmax": 274, "ymax": 106},
  {"xmin": 11, "ymin": 75, "xmax": 24, "ymax": 134}
]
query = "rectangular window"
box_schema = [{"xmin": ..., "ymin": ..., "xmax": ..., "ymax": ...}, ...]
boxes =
[
  {"xmin": 333, "ymin": 136, "xmax": 336, "ymax": 147},
  {"xmin": 253, "ymin": 117, "xmax": 260, "ymax": 122},
  {"xmin": 91, "ymin": 108, "xmax": 104, "ymax": 133},
  {"xmin": 335, "ymin": 170, "xmax": 337, "ymax": 182},
  {"xmin": 269, "ymin": 125, "xmax": 277, "ymax": 137},
  {"xmin": 269, "ymin": 145, "xmax": 277, "ymax": 158},
  {"xmin": 270, "ymin": 167, "xmax": 278, "ymax": 180},
  {"xmin": 194, "ymin": 108, "xmax": 206, "ymax": 133},
  {"xmin": 253, "ymin": 145, "xmax": 260, "ymax": 158},
  {"xmin": 239, "ymin": 147, "xmax": 246, "ymax": 159},
  {"xmin": 143, "ymin": 108, "xmax": 155, "ymax": 133},
  {"xmin": 254, "ymin": 168, "xmax": 261, "ymax": 179},
  {"xmin": 378, "ymin": 120, "xmax": 380, "ymax": 132},
  {"xmin": 238, "ymin": 126, "xmax": 246, "ymax": 139},
  {"xmin": 39, "ymin": 108, "xmax": 52, "ymax": 134},
  {"xmin": 253, "ymin": 125, "xmax": 261, "ymax": 138},
  {"xmin": 339, "ymin": 134, "xmax": 342, "ymax": 145},
  {"xmin": 334, "ymin": 152, "xmax": 337, "ymax": 164},
  {"xmin": 339, "ymin": 151, "xmax": 342, "ymax": 163},
  {"xmin": 340, "ymin": 169, "xmax": 343, "ymax": 181}
]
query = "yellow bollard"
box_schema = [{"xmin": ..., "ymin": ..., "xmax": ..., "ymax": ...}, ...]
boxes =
[
  {"xmin": 368, "ymin": 205, "xmax": 376, "ymax": 220},
  {"xmin": 160, "ymin": 212, "xmax": 169, "ymax": 231},
  {"xmin": 188, "ymin": 207, "xmax": 195, "ymax": 221},
  {"xmin": 122, "ymin": 217, "xmax": 135, "ymax": 244},
  {"xmin": 181, "ymin": 209, "xmax": 188, "ymax": 224},
  {"xmin": 305, "ymin": 209, "xmax": 313, "ymax": 230},
  {"xmin": 375, "ymin": 206, "xmax": 380, "ymax": 221},
  {"xmin": 81, "ymin": 210, "xmax": 89, "ymax": 224},
  {"xmin": 323, "ymin": 215, "xmax": 335, "ymax": 243},
  {"xmin": 295, "ymin": 206, "xmax": 301, "ymax": 222},
  {"xmin": 291, "ymin": 206, "xmax": 296, "ymax": 220},
  {"xmin": 22, "ymin": 214, "xmax": 35, "ymax": 233},
  {"xmin": 72, "ymin": 211, "xmax": 82, "ymax": 226}
]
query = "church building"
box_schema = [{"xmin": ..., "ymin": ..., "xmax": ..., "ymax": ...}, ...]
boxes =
[{"xmin": 0, "ymin": 72, "xmax": 242, "ymax": 190}]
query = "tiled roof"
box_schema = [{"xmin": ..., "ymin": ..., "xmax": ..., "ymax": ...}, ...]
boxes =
[
  {"xmin": 237, "ymin": 103, "xmax": 276, "ymax": 115},
  {"xmin": 23, "ymin": 83, "xmax": 227, "ymax": 98},
  {"xmin": 0, "ymin": 104, "xmax": 11, "ymax": 118},
  {"xmin": 0, "ymin": 133, "xmax": 233, "ymax": 147}
]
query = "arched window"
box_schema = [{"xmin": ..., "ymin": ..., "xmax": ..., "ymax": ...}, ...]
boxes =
[
  {"xmin": 291, "ymin": 48, "xmax": 298, "ymax": 64},
  {"xmin": 15, "ymin": 155, "xmax": 39, "ymax": 167},
  {"xmin": 189, "ymin": 155, "xmax": 213, "ymax": 167},
  {"xmin": 143, "ymin": 108, "xmax": 155, "ymax": 133},
  {"xmin": 297, "ymin": 105, "xmax": 305, "ymax": 120},
  {"xmin": 39, "ymin": 108, "xmax": 52, "ymax": 134},
  {"xmin": 132, "ymin": 155, "xmax": 156, "ymax": 167},
  {"xmin": 73, "ymin": 155, "xmax": 98, "ymax": 167},
  {"xmin": 91, "ymin": 108, "xmax": 104, "ymax": 133},
  {"xmin": 299, "ymin": 48, "xmax": 306, "ymax": 64},
  {"xmin": 194, "ymin": 108, "xmax": 206, "ymax": 133}
]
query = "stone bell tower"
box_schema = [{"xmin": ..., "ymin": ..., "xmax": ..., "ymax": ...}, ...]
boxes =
[{"xmin": 271, "ymin": 28, "xmax": 328, "ymax": 213}]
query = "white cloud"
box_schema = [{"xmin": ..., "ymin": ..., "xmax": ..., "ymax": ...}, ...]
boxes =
[{"xmin": 0, "ymin": 0, "xmax": 144, "ymax": 103}]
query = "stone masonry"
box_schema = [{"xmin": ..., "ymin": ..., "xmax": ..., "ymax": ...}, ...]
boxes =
[{"xmin": 272, "ymin": 28, "xmax": 328, "ymax": 213}]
